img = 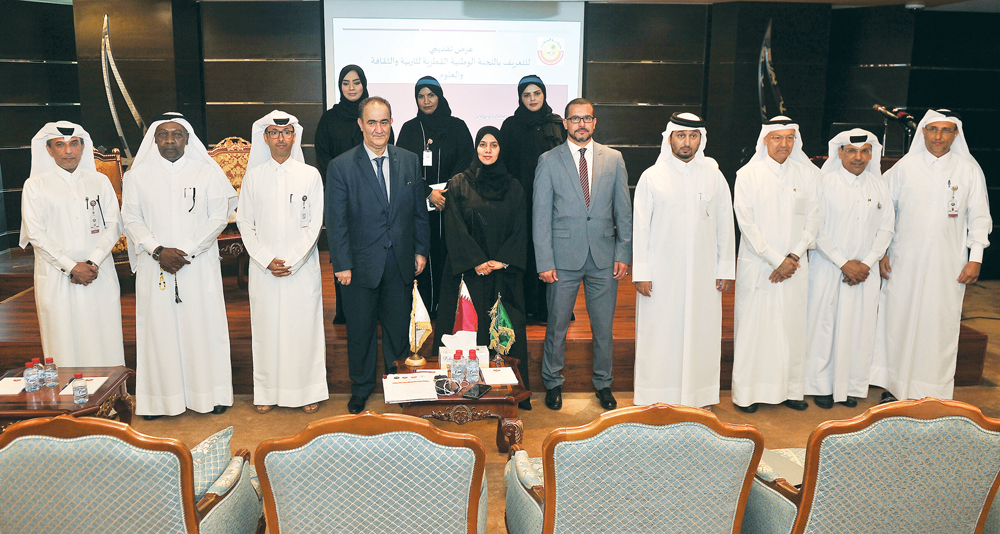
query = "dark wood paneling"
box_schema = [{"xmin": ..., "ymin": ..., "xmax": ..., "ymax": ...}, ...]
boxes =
[
  {"xmin": 912, "ymin": 11, "xmax": 1000, "ymax": 69},
  {"xmin": 585, "ymin": 4, "xmax": 708, "ymax": 62},
  {"xmin": 204, "ymin": 61, "xmax": 323, "ymax": 103},
  {"xmin": 907, "ymin": 70, "xmax": 1000, "ymax": 113},
  {"xmin": 615, "ymin": 146, "xmax": 660, "ymax": 187},
  {"xmin": 4, "ymin": 192, "xmax": 21, "ymax": 241},
  {"xmin": 200, "ymin": 1, "xmax": 322, "ymax": 60},
  {"xmin": 974, "ymin": 150, "xmax": 1000, "ymax": 188},
  {"xmin": 0, "ymin": 0, "xmax": 77, "ymax": 61},
  {"xmin": 0, "ymin": 63, "xmax": 80, "ymax": 105},
  {"xmin": 73, "ymin": 0, "xmax": 176, "ymax": 60},
  {"xmin": 593, "ymin": 105, "xmax": 701, "ymax": 147},
  {"xmin": 727, "ymin": 3, "xmax": 832, "ymax": 66},
  {"xmin": 0, "ymin": 107, "xmax": 83, "ymax": 148},
  {"xmin": 205, "ymin": 104, "xmax": 323, "ymax": 146},
  {"xmin": 0, "ymin": 149, "xmax": 31, "ymax": 191},
  {"xmin": 824, "ymin": 65, "xmax": 910, "ymax": 111},
  {"xmin": 828, "ymin": 6, "xmax": 915, "ymax": 67},
  {"xmin": 586, "ymin": 63, "xmax": 704, "ymax": 105}
]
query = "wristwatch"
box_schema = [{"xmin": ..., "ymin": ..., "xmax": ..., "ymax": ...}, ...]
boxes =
[{"xmin": 152, "ymin": 246, "xmax": 164, "ymax": 262}]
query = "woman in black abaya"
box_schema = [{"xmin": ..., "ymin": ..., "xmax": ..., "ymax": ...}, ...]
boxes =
[
  {"xmin": 396, "ymin": 76, "xmax": 474, "ymax": 317},
  {"xmin": 499, "ymin": 75, "xmax": 567, "ymax": 322},
  {"xmin": 314, "ymin": 64, "xmax": 394, "ymax": 323},
  {"xmin": 434, "ymin": 126, "xmax": 531, "ymax": 409}
]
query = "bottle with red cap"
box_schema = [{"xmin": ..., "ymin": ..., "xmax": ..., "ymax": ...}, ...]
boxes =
[
  {"xmin": 466, "ymin": 349, "xmax": 480, "ymax": 384},
  {"xmin": 451, "ymin": 350, "xmax": 466, "ymax": 384},
  {"xmin": 72, "ymin": 372, "xmax": 88, "ymax": 404},
  {"xmin": 23, "ymin": 362, "xmax": 40, "ymax": 392},
  {"xmin": 43, "ymin": 357, "xmax": 58, "ymax": 388},
  {"xmin": 32, "ymin": 358, "xmax": 44, "ymax": 388}
]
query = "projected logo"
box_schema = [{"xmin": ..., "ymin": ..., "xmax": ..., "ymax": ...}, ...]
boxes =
[{"xmin": 537, "ymin": 38, "xmax": 565, "ymax": 66}]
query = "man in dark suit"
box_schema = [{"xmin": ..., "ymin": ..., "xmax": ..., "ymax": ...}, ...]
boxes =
[
  {"xmin": 326, "ymin": 96, "xmax": 430, "ymax": 413},
  {"xmin": 533, "ymin": 98, "xmax": 633, "ymax": 411}
]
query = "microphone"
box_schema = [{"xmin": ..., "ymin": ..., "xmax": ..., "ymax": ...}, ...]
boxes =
[{"xmin": 873, "ymin": 105, "xmax": 918, "ymax": 130}]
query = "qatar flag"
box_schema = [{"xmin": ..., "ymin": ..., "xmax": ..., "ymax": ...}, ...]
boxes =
[{"xmin": 453, "ymin": 277, "xmax": 478, "ymax": 334}]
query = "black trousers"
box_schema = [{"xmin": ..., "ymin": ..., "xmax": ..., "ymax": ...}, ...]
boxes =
[{"xmin": 341, "ymin": 247, "xmax": 410, "ymax": 398}]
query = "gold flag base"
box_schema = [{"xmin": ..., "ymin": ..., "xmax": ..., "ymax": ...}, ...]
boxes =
[{"xmin": 405, "ymin": 354, "xmax": 427, "ymax": 368}]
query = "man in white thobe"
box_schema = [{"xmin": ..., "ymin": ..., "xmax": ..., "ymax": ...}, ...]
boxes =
[
  {"xmin": 632, "ymin": 112, "xmax": 735, "ymax": 408},
  {"xmin": 121, "ymin": 112, "xmax": 237, "ymax": 418},
  {"xmin": 804, "ymin": 129, "xmax": 894, "ymax": 409},
  {"xmin": 20, "ymin": 121, "xmax": 125, "ymax": 367},
  {"xmin": 732, "ymin": 116, "xmax": 821, "ymax": 413},
  {"xmin": 237, "ymin": 110, "xmax": 328, "ymax": 414},
  {"xmin": 873, "ymin": 109, "xmax": 991, "ymax": 402}
]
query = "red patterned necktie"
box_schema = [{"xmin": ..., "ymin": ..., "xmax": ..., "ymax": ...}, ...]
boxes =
[{"xmin": 579, "ymin": 147, "xmax": 589, "ymax": 209}]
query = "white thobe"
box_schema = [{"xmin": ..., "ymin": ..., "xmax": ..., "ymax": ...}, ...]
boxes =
[
  {"xmin": 121, "ymin": 156, "xmax": 237, "ymax": 416},
  {"xmin": 805, "ymin": 167, "xmax": 894, "ymax": 401},
  {"xmin": 632, "ymin": 156, "xmax": 735, "ymax": 407},
  {"xmin": 732, "ymin": 157, "xmax": 820, "ymax": 406},
  {"xmin": 20, "ymin": 167, "xmax": 125, "ymax": 367},
  {"xmin": 872, "ymin": 151, "xmax": 991, "ymax": 399},
  {"xmin": 237, "ymin": 158, "xmax": 328, "ymax": 407}
]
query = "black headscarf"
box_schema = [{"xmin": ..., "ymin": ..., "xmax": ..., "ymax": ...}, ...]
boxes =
[
  {"xmin": 331, "ymin": 64, "xmax": 369, "ymax": 121},
  {"xmin": 463, "ymin": 126, "xmax": 511, "ymax": 200},
  {"xmin": 414, "ymin": 76, "xmax": 455, "ymax": 138},
  {"xmin": 512, "ymin": 74, "xmax": 557, "ymax": 128}
]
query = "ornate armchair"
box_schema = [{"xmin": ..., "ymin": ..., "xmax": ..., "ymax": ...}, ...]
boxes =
[
  {"xmin": 504, "ymin": 403, "xmax": 764, "ymax": 534},
  {"xmin": 208, "ymin": 137, "xmax": 252, "ymax": 288},
  {"xmin": 0, "ymin": 415, "xmax": 262, "ymax": 533},
  {"xmin": 254, "ymin": 411, "xmax": 488, "ymax": 533},
  {"xmin": 742, "ymin": 398, "xmax": 1000, "ymax": 534},
  {"xmin": 92, "ymin": 147, "xmax": 131, "ymax": 275}
]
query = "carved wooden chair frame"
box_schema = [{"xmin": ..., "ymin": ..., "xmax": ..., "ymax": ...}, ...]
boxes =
[
  {"xmin": 764, "ymin": 398, "xmax": 1000, "ymax": 534},
  {"xmin": 254, "ymin": 411, "xmax": 487, "ymax": 534},
  {"xmin": 0, "ymin": 414, "xmax": 250, "ymax": 533},
  {"xmin": 512, "ymin": 403, "xmax": 764, "ymax": 534}
]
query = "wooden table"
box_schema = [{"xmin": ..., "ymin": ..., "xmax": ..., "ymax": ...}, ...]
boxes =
[
  {"xmin": 395, "ymin": 357, "xmax": 530, "ymax": 453},
  {"xmin": 0, "ymin": 366, "xmax": 135, "ymax": 433}
]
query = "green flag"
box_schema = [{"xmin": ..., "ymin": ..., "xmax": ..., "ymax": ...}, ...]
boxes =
[{"xmin": 489, "ymin": 294, "xmax": 515, "ymax": 356}]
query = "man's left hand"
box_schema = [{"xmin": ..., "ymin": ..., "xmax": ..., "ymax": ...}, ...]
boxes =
[
  {"xmin": 613, "ymin": 261, "xmax": 629, "ymax": 280},
  {"xmin": 716, "ymin": 279, "xmax": 732, "ymax": 292},
  {"xmin": 415, "ymin": 254, "xmax": 427, "ymax": 276},
  {"xmin": 957, "ymin": 261, "xmax": 981, "ymax": 285}
]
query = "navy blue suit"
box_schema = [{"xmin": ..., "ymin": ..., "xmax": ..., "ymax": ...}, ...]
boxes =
[{"xmin": 326, "ymin": 143, "xmax": 430, "ymax": 397}]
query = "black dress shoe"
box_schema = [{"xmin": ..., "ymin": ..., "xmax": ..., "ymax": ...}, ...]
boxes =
[
  {"xmin": 348, "ymin": 395, "xmax": 367, "ymax": 414},
  {"xmin": 143, "ymin": 415, "xmax": 163, "ymax": 421},
  {"xmin": 839, "ymin": 396, "xmax": 859, "ymax": 408},
  {"xmin": 518, "ymin": 398, "xmax": 533, "ymax": 411},
  {"xmin": 544, "ymin": 386, "xmax": 562, "ymax": 410},
  {"xmin": 596, "ymin": 387, "xmax": 617, "ymax": 410},
  {"xmin": 783, "ymin": 399, "xmax": 809, "ymax": 411},
  {"xmin": 212, "ymin": 405, "xmax": 228, "ymax": 415},
  {"xmin": 736, "ymin": 403, "xmax": 758, "ymax": 413},
  {"xmin": 814, "ymin": 395, "xmax": 834, "ymax": 409},
  {"xmin": 880, "ymin": 391, "xmax": 898, "ymax": 404}
]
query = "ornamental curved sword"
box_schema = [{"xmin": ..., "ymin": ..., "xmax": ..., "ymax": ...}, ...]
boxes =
[
  {"xmin": 101, "ymin": 14, "xmax": 146, "ymax": 161},
  {"xmin": 757, "ymin": 19, "xmax": 787, "ymax": 122}
]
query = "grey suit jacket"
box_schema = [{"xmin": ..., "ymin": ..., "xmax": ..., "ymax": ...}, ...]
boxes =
[{"xmin": 532, "ymin": 141, "xmax": 632, "ymax": 272}]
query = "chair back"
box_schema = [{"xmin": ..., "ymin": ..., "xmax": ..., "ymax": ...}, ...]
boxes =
[
  {"xmin": 0, "ymin": 415, "xmax": 199, "ymax": 533},
  {"xmin": 208, "ymin": 137, "xmax": 251, "ymax": 195},
  {"xmin": 541, "ymin": 404, "xmax": 763, "ymax": 534},
  {"xmin": 255, "ymin": 412, "xmax": 487, "ymax": 534},
  {"xmin": 794, "ymin": 398, "xmax": 1000, "ymax": 534},
  {"xmin": 93, "ymin": 147, "xmax": 124, "ymax": 206}
]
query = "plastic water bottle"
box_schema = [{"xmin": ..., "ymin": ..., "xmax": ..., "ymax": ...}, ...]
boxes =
[
  {"xmin": 43, "ymin": 358, "xmax": 58, "ymax": 388},
  {"xmin": 23, "ymin": 362, "xmax": 40, "ymax": 393},
  {"xmin": 32, "ymin": 358, "xmax": 44, "ymax": 386},
  {"xmin": 467, "ymin": 350, "xmax": 480, "ymax": 384},
  {"xmin": 450, "ymin": 350, "xmax": 465, "ymax": 384},
  {"xmin": 73, "ymin": 372, "xmax": 88, "ymax": 404}
]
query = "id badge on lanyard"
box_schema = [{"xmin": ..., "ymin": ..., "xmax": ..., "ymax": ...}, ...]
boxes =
[
  {"xmin": 300, "ymin": 195, "xmax": 310, "ymax": 228},
  {"xmin": 948, "ymin": 180, "xmax": 959, "ymax": 218},
  {"xmin": 86, "ymin": 196, "xmax": 103, "ymax": 234}
]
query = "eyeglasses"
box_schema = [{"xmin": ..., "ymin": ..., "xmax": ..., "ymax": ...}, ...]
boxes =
[
  {"xmin": 924, "ymin": 126, "xmax": 957, "ymax": 135},
  {"xmin": 567, "ymin": 116, "xmax": 595, "ymax": 124},
  {"xmin": 265, "ymin": 129, "xmax": 295, "ymax": 139}
]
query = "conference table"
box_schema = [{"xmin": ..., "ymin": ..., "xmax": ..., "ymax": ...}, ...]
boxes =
[
  {"xmin": 0, "ymin": 365, "xmax": 134, "ymax": 434},
  {"xmin": 395, "ymin": 356, "xmax": 530, "ymax": 453}
]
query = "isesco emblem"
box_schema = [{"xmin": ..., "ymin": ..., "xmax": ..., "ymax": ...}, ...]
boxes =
[{"xmin": 537, "ymin": 38, "xmax": 564, "ymax": 66}]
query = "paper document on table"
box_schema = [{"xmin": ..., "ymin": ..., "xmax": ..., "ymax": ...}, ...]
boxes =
[
  {"xmin": 0, "ymin": 377, "xmax": 26, "ymax": 395},
  {"xmin": 382, "ymin": 373, "xmax": 439, "ymax": 404},
  {"xmin": 58, "ymin": 376, "xmax": 108, "ymax": 396},
  {"xmin": 481, "ymin": 367, "xmax": 518, "ymax": 386}
]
